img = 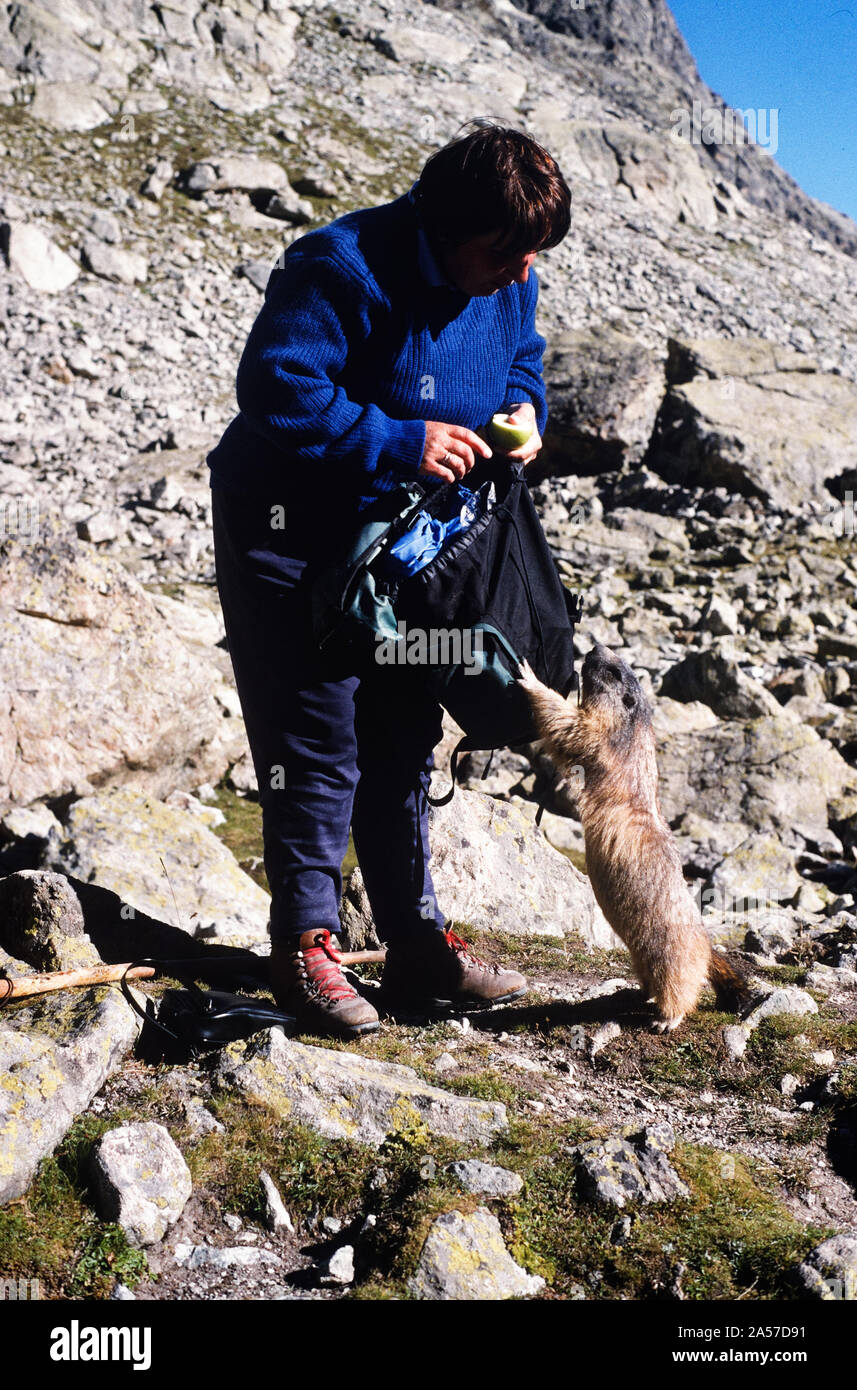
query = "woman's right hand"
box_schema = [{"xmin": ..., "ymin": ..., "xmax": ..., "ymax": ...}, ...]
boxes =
[{"xmin": 419, "ymin": 421, "xmax": 493, "ymax": 483}]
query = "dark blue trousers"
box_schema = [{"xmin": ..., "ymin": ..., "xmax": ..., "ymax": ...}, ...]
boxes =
[{"xmin": 211, "ymin": 484, "xmax": 448, "ymax": 945}]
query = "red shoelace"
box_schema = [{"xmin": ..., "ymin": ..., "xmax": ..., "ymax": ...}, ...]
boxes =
[
  {"xmin": 443, "ymin": 927, "xmax": 494, "ymax": 971},
  {"xmin": 301, "ymin": 931, "xmax": 357, "ymax": 1002}
]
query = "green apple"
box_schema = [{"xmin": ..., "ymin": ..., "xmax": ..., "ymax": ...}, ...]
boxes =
[{"xmin": 487, "ymin": 412, "xmax": 534, "ymax": 451}]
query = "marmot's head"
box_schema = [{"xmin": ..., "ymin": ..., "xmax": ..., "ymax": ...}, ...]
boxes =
[{"xmin": 581, "ymin": 643, "xmax": 652, "ymax": 743}]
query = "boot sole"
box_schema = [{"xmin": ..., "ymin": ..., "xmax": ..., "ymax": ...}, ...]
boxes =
[
  {"xmin": 293, "ymin": 1013, "xmax": 380, "ymax": 1040},
  {"xmin": 379, "ymin": 985, "xmax": 528, "ymax": 1018}
]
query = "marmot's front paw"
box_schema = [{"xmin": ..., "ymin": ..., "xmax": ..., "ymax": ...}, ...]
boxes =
[{"xmin": 651, "ymin": 1014, "xmax": 685, "ymax": 1034}]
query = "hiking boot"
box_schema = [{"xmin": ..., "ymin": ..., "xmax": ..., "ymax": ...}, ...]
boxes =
[
  {"xmin": 269, "ymin": 929, "xmax": 379, "ymax": 1039},
  {"xmin": 380, "ymin": 925, "xmax": 527, "ymax": 1012}
]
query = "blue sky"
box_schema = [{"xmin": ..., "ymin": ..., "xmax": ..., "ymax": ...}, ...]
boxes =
[{"xmin": 668, "ymin": 0, "xmax": 857, "ymax": 223}]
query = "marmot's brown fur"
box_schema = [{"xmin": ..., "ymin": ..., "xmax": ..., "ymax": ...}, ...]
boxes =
[{"xmin": 519, "ymin": 643, "xmax": 750, "ymax": 1032}]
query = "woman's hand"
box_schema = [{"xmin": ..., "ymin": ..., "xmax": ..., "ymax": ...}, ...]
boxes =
[
  {"xmin": 419, "ymin": 421, "xmax": 493, "ymax": 483},
  {"xmin": 502, "ymin": 402, "xmax": 542, "ymax": 466}
]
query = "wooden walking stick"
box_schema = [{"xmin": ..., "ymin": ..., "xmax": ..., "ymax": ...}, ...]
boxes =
[
  {"xmin": 0, "ymin": 951, "xmax": 386, "ymax": 1004},
  {"xmin": 0, "ymin": 963, "xmax": 156, "ymax": 1003}
]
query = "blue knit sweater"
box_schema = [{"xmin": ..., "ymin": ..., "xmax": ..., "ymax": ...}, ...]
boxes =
[{"xmin": 207, "ymin": 193, "xmax": 548, "ymax": 522}]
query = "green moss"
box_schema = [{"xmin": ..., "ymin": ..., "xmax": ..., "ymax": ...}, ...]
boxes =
[
  {"xmin": 0, "ymin": 1111, "xmax": 147, "ymax": 1297},
  {"xmin": 507, "ymin": 1140, "xmax": 829, "ymax": 1300}
]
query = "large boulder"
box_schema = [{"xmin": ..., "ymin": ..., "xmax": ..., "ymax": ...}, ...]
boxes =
[
  {"xmin": 90, "ymin": 1122, "xmax": 192, "ymax": 1246},
  {"xmin": 0, "ymin": 520, "xmax": 240, "ymax": 810},
  {"xmin": 409, "ymin": 1207, "xmax": 544, "ymax": 1301},
  {"xmin": 533, "ymin": 118, "xmax": 718, "ymax": 229},
  {"xmin": 1, "ymin": 221, "xmax": 79, "ymax": 292},
  {"xmin": 650, "ymin": 337, "xmax": 857, "ymax": 510},
  {"xmin": 542, "ymin": 328, "xmax": 666, "ymax": 473},
  {"xmin": 44, "ymin": 787, "xmax": 271, "ymax": 947},
  {"xmin": 214, "ymin": 1029, "xmax": 508, "ymax": 1149},
  {"xmin": 340, "ymin": 788, "xmax": 619, "ymax": 951},
  {"xmin": 0, "ymin": 945, "xmax": 140, "ymax": 1205},
  {"xmin": 0, "ymin": 870, "xmax": 99, "ymax": 971},
  {"xmin": 655, "ymin": 716, "xmax": 856, "ymax": 838}
]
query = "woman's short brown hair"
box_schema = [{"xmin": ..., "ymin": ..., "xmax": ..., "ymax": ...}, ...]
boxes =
[{"xmin": 413, "ymin": 120, "xmax": 571, "ymax": 255}]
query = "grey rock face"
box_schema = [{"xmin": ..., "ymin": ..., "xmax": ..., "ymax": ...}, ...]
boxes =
[
  {"xmin": 90, "ymin": 1121, "xmax": 192, "ymax": 1246},
  {"xmin": 341, "ymin": 787, "xmax": 619, "ymax": 950},
  {"xmin": 651, "ymin": 338, "xmax": 857, "ymax": 511},
  {"xmin": 796, "ymin": 1234, "xmax": 857, "ymax": 1300},
  {"xmin": 0, "ymin": 523, "xmax": 239, "ymax": 810},
  {"xmin": 214, "ymin": 1028, "xmax": 507, "ymax": 1149},
  {"xmin": 0, "ymin": 870, "xmax": 98, "ymax": 971},
  {"xmin": 575, "ymin": 1122, "xmax": 690, "ymax": 1209},
  {"xmin": 81, "ymin": 237, "xmax": 148, "ymax": 285},
  {"xmin": 446, "ymin": 1159, "xmax": 524, "ymax": 1197},
  {"xmin": 0, "ymin": 962, "xmax": 141, "ymax": 1205},
  {"xmin": 1, "ymin": 221, "xmax": 79, "ymax": 292},
  {"xmin": 541, "ymin": 328, "xmax": 665, "ymax": 472},
  {"xmin": 660, "ymin": 649, "xmax": 782, "ymax": 721},
  {"xmin": 655, "ymin": 717, "xmax": 856, "ymax": 838},
  {"xmin": 703, "ymin": 833, "xmax": 801, "ymax": 915},
  {"xmin": 45, "ymin": 786, "xmax": 271, "ymax": 946},
  {"xmin": 409, "ymin": 1207, "xmax": 544, "ymax": 1300}
]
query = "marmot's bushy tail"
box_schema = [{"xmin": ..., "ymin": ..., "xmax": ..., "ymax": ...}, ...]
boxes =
[{"xmin": 709, "ymin": 950, "xmax": 752, "ymax": 1012}]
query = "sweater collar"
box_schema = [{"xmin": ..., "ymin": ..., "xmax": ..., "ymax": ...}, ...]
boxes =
[{"xmin": 408, "ymin": 182, "xmax": 456, "ymax": 291}]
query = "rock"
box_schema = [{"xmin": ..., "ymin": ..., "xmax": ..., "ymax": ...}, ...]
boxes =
[
  {"xmin": 433, "ymin": 1052, "xmax": 458, "ymax": 1074},
  {"xmin": 796, "ymin": 1234, "xmax": 857, "ymax": 1300},
  {"xmin": 701, "ymin": 594, "xmax": 740, "ymax": 636},
  {"xmin": 86, "ymin": 210, "xmax": 122, "ymax": 245},
  {"xmin": 90, "ymin": 1122, "xmax": 192, "ymax": 1246},
  {"xmin": 743, "ymin": 915, "xmax": 797, "ymax": 958},
  {"xmin": 174, "ymin": 1244, "xmax": 282, "ymax": 1270},
  {"xmin": 805, "ymin": 963, "xmax": 857, "ymax": 993},
  {"xmin": 140, "ymin": 159, "xmax": 175, "ymax": 202},
  {"xmin": 743, "ymin": 987, "xmax": 818, "ymax": 1029},
  {"xmin": 0, "ymin": 870, "xmax": 98, "ymax": 971},
  {"xmin": 703, "ymin": 833, "xmax": 801, "ymax": 914},
  {"xmin": 446, "ymin": 1160, "xmax": 524, "ymax": 1197},
  {"xmin": 81, "ymin": 237, "xmax": 147, "ymax": 284},
  {"xmin": 590, "ymin": 1021, "xmax": 622, "ymax": 1057},
  {"xmin": 259, "ymin": 1170, "xmax": 294, "ymax": 1234},
  {"xmin": 261, "ymin": 190, "xmax": 313, "ymax": 224},
  {"xmin": 110, "ymin": 1282, "xmax": 136, "ymax": 1301},
  {"xmin": 29, "ymin": 82, "xmax": 112, "ymax": 131},
  {"xmin": 575, "ymin": 1123, "xmax": 690, "ymax": 1209},
  {"xmin": 409, "ymin": 1207, "xmax": 544, "ymax": 1301},
  {"xmin": 182, "ymin": 1101, "xmax": 224, "ymax": 1140},
  {"xmin": 45, "ymin": 787, "xmax": 271, "ymax": 947},
  {"xmin": 542, "ymin": 328, "xmax": 665, "ymax": 472},
  {"xmin": 722, "ymin": 1024, "xmax": 750, "ymax": 1060},
  {"xmin": 0, "ymin": 522, "xmax": 239, "ymax": 809},
  {"xmin": 0, "ymin": 805, "xmax": 64, "ymax": 867},
  {"xmin": 660, "ymin": 649, "xmax": 782, "ymax": 720},
  {"xmin": 655, "ymin": 716, "xmax": 856, "ymax": 838},
  {"xmin": 341, "ymin": 788, "xmax": 619, "ymax": 950},
  {"xmin": 181, "ymin": 154, "xmax": 289, "ymax": 196},
  {"xmin": 0, "ymin": 955, "xmax": 140, "ymax": 1204},
  {"xmin": 214, "ymin": 1029, "xmax": 507, "ymax": 1149},
  {"xmin": 322, "ymin": 1245, "xmax": 354, "ymax": 1285},
  {"xmin": 237, "ymin": 260, "xmax": 272, "ymax": 293},
  {"xmin": 651, "ymin": 338, "xmax": 857, "ymax": 511},
  {"xmin": 0, "ymin": 221, "xmax": 79, "ymax": 292}
]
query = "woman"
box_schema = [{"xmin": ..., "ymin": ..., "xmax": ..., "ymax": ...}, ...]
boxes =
[{"xmin": 208, "ymin": 121, "xmax": 571, "ymax": 1038}]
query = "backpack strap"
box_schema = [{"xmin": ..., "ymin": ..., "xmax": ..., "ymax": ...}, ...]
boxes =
[{"xmin": 427, "ymin": 736, "xmax": 469, "ymax": 807}]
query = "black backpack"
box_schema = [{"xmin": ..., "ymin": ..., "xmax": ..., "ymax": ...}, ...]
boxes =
[{"xmin": 312, "ymin": 454, "xmax": 582, "ymax": 804}]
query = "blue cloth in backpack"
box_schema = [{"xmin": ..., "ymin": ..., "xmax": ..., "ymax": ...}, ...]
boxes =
[{"xmin": 382, "ymin": 481, "xmax": 495, "ymax": 578}]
